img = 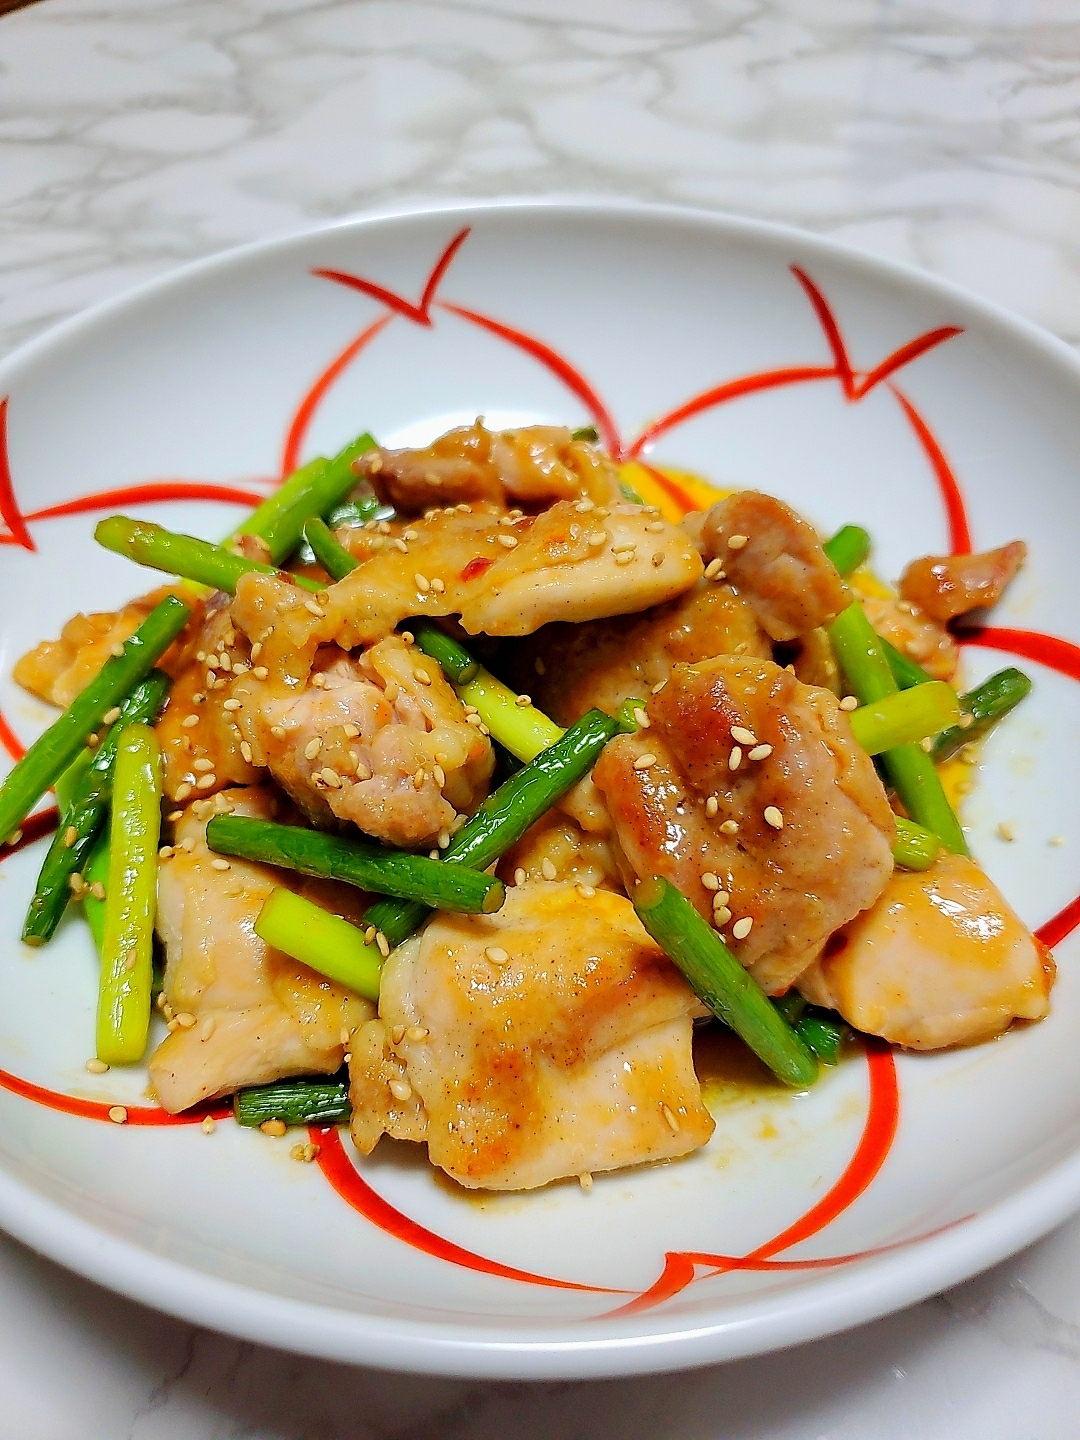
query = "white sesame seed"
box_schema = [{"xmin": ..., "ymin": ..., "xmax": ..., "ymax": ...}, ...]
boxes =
[
  {"xmin": 202, "ymin": 1116, "xmax": 216, "ymax": 1135},
  {"xmin": 714, "ymin": 906, "xmax": 732, "ymax": 926},
  {"xmin": 414, "ymin": 667, "xmax": 432, "ymax": 686},
  {"xmin": 414, "ymin": 573, "xmax": 431, "ymax": 593},
  {"xmin": 748, "ymin": 744, "xmax": 773, "ymax": 761},
  {"xmin": 343, "ymin": 723, "xmax": 360, "ymax": 739},
  {"xmin": 728, "ymin": 746, "xmax": 742, "ymax": 771},
  {"xmin": 389, "ymin": 1079, "xmax": 413, "ymax": 1102},
  {"xmin": 193, "ymin": 758, "xmax": 215, "ymax": 772},
  {"xmin": 515, "ymin": 693, "xmax": 531, "ymax": 707},
  {"xmin": 651, "ymin": 679, "xmax": 667, "ymax": 694},
  {"xmin": 102, "ymin": 706, "xmax": 122, "ymax": 726},
  {"xmin": 270, "ymin": 725, "xmax": 286, "ymax": 739},
  {"xmin": 240, "ymin": 741, "xmax": 253, "ymax": 764},
  {"xmin": 485, "ymin": 946, "xmax": 509, "ymax": 964},
  {"xmin": 376, "ymin": 932, "xmax": 390, "ymax": 958},
  {"xmin": 703, "ymin": 558, "xmax": 725, "ymax": 579},
  {"xmin": 195, "ymin": 774, "xmax": 217, "ymax": 790},
  {"xmin": 174, "ymin": 1011, "xmax": 196, "ymax": 1028},
  {"xmin": 615, "ymin": 551, "xmax": 634, "ymax": 565},
  {"xmin": 701, "ymin": 872, "xmax": 719, "ymax": 890},
  {"xmin": 62, "ymin": 825, "xmax": 77, "ymax": 848},
  {"xmin": 321, "ymin": 768, "xmax": 342, "ymax": 789},
  {"xmin": 633, "ymin": 752, "xmax": 657, "ymax": 770},
  {"xmin": 651, "ymin": 551, "xmax": 665, "ymax": 567},
  {"xmin": 111, "ymin": 643, "xmax": 125, "ymax": 658},
  {"xmin": 705, "ymin": 796, "xmax": 719, "ymax": 818},
  {"xmin": 838, "ymin": 695, "xmax": 858, "ymax": 712},
  {"xmin": 260, "ymin": 1119, "xmax": 287, "ymax": 1137},
  {"xmin": 68, "ymin": 873, "xmax": 87, "ymax": 896},
  {"xmin": 731, "ymin": 726, "xmax": 757, "ymax": 745},
  {"xmin": 200, "ymin": 1015, "xmax": 216, "ymax": 1041},
  {"xmin": 250, "ymin": 642, "xmax": 263, "ymax": 661},
  {"xmin": 89, "ymin": 881, "xmax": 106, "ymax": 901},
  {"xmin": 210, "ymin": 858, "xmax": 231, "ymax": 871},
  {"xmin": 575, "ymin": 882, "xmax": 596, "ymax": 898},
  {"xmin": 541, "ymin": 858, "xmax": 557, "ymax": 881},
  {"xmin": 85, "ymin": 1058, "xmax": 109, "ymax": 1074},
  {"xmin": 304, "ymin": 738, "xmax": 322, "ymax": 760},
  {"xmin": 174, "ymin": 783, "xmax": 193, "ymax": 801},
  {"xmin": 252, "ymin": 666, "xmax": 269, "ymax": 680},
  {"xmin": 732, "ymin": 916, "xmax": 754, "ymax": 940},
  {"xmin": 764, "ymin": 806, "xmax": 784, "ymax": 829},
  {"xmin": 578, "ymin": 1171, "xmax": 593, "ymax": 1192},
  {"xmin": 587, "ymin": 529, "xmax": 608, "ymax": 547},
  {"xmin": 1049, "ymin": 835, "xmax": 1066, "ymax": 847},
  {"xmin": 498, "ymin": 534, "xmax": 518, "ymax": 549},
  {"xmin": 108, "ymin": 1106, "xmax": 128, "ymax": 1125},
  {"xmin": 727, "ymin": 534, "xmax": 749, "ymax": 550},
  {"xmin": 714, "ymin": 890, "xmax": 730, "ymax": 906},
  {"xmin": 720, "ymin": 819, "xmax": 740, "ymax": 835},
  {"xmin": 997, "ymin": 821, "xmax": 1015, "ymax": 842},
  {"xmin": 646, "ymin": 520, "xmax": 666, "ymax": 533},
  {"xmin": 223, "ymin": 698, "xmax": 242, "ymax": 712},
  {"xmin": 958, "ymin": 713, "xmax": 975, "ymax": 729},
  {"xmin": 662, "ymin": 1104, "xmax": 680, "ymax": 1133}
]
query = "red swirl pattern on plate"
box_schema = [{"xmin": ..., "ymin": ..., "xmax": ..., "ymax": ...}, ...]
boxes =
[{"xmin": 0, "ymin": 228, "xmax": 1076, "ymax": 1316}]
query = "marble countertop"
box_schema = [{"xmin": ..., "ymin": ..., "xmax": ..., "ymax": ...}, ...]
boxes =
[{"xmin": 2, "ymin": 1, "xmax": 1080, "ymax": 1434}]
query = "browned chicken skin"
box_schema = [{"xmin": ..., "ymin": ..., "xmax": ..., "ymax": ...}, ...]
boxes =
[
  {"xmin": 593, "ymin": 656, "xmax": 895, "ymax": 994},
  {"xmin": 355, "ymin": 420, "xmax": 623, "ymax": 514},
  {"xmin": 899, "ymin": 541, "xmax": 1027, "ymax": 624},
  {"xmin": 349, "ymin": 880, "xmax": 713, "ymax": 1189}
]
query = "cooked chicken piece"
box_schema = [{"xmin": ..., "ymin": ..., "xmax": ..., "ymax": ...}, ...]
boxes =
[
  {"xmin": 13, "ymin": 585, "xmax": 194, "ymax": 709},
  {"xmin": 150, "ymin": 788, "xmax": 373, "ymax": 1113},
  {"xmin": 229, "ymin": 576, "xmax": 492, "ymax": 848},
  {"xmin": 518, "ymin": 581, "xmax": 770, "ymax": 728},
  {"xmin": 354, "ymin": 421, "xmax": 622, "ymax": 514},
  {"xmin": 497, "ymin": 811, "xmax": 622, "ymax": 892},
  {"xmin": 155, "ymin": 594, "xmax": 262, "ymax": 803},
  {"xmin": 326, "ymin": 500, "xmax": 703, "ymax": 644},
  {"xmin": 798, "ymin": 854, "xmax": 1053, "ymax": 1049},
  {"xmin": 860, "ymin": 593, "xmax": 958, "ymax": 681},
  {"xmin": 348, "ymin": 880, "xmax": 713, "ymax": 1189},
  {"xmin": 790, "ymin": 627, "xmax": 842, "ymax": 694},
  {"xmin": 593, "ymin": 656, "xmax": 895, "ymax": 995},
  {"xmin": 690, "ymin": 491, "xmax": 848, "ymax": 641},
  {"xmin": 899, "ymin": 542, "xmax": 1026, "ymax": 624}
]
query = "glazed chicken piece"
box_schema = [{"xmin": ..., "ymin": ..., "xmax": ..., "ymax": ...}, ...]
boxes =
[
  {"xmin": 229, "ymin": 575, "xmax": 493, "ymax": 848},
  {"xmin": 497, "ymin": 810, "xmax": 623, "ymax": 892},
  {"xmin": 689, "ymin": 491, "xmax": 849, "ymax": 642},
  {"xmin": 798, "ymin": 854, "xmax": 1052, "ymax": 1049},
  {"xmin": 354, "ymin": 421, "xmax": 623, "ymax": 514},
  {"xmin": 858, "ymin": 593, "xmax": 958, "ymax": 682},
  {"xmin": 154, "ymin": 594, "xmax": 263, "ymax": 803},
  {"xmin": 13, "ymin": 585, "xmax": 194, "ymax": 709},
  {"xmin": 327, "ymin": 500, "xmax": 703, "ymax": 644},
  {"xmin": 593, "ymin": 656, "xmax": 895, "ymax": 995},
  {"xmin": 899, "ymin": 542, "xmax": 1027, "ymax": 624},
  {"xmin": 519, "ymin": 580, "xmax": 770, "ymax": 728},
  {"xmin": 348, "ymin": 880, "xmax": 713, "ymax": 1189},
  {"xmin": 151, "ymin": 788, "xmax": 373, "ymax": 1113}
]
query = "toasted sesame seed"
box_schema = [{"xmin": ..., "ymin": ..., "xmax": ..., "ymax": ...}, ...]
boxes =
[
  {"xmin": 1050, "ymin": 835, "xmax": 1066, "ymax": 846},
  {"xmin": 200, "ymin": 1015, "xmax": 216, "ymax": 1042},
  {"xmin": 202, "ymin": 1116, "xmax": 216, "ymax": 1135},
  {"xmin": 414, "ymin": 667, "xmax": 432, "ymax": 686},
  {"xmin": 239, "ymin": 740, "xmax": 253, "ymax": 765},
  {"xmin": 652, "ymin": 679, "xmax": 667, "ymax": 694},
  {"xmin": 195, "ymin": 774, "xmax": 217, "ymax": 790},
  {"xmin": 223, "ymin": 698, "xmax": 242, "ymax": 712},
  {"xmin": 175, "ymin": 783, "xmax": 193, "ymax": 801},
  {"xmin": 210, "ymin": 858, "xmax": 231, "ymax": 871},
  {"xmin": 250, "ymin": 642, "xmax": 263, "ymax": 661},
  {"xmin": 662, "ymin": 1104, "xmax": 680, "ymax": 1133},
  {"xmin": 731, "ymin": 726, "xmax": 757, "ymax": 746},
  {"xmin": 541, "ymin": 858, "xmax": 558, "ymax": 881},
  {"xmin": 705, "ymin": 796, "xmax": 719, "ymax": 818},
  {"xmin": 252, "ymin": 666, "xmax": 269, "ymax": 680},
  {"xmin": 703, "ymin": 557, "xmax": 725, "ymax": 579},
  {"xmin": 193, "ymin": 758, "xmax": 215, "ymax": 772},
  {"xmin": 108, "ymin": 1106, "xmax": 128, "ymax": 1125},
  {"xmin": 728, "ymin": 746, "xmax": 742, "ymax": 771},
  {"xmin": 174, "ymin": 1011, "xmax": 196, "ymax": 1028},
  {"xmin": 304, "ymin": 738, "xmax": 322, "ymax": 761},
  {"xmin": 413, "ymin": 768, "xmax": 426, "ymax": 789},
  {"xmin": 714, "ymin": 890, "xmax": 730, "ymax": 906},
  {"xmin": 748, "ymin": 744, "xmax": 773, "ymax": 762},
  {"xmin": 575, "ymin": 882, "xmax": 597, "ymax": 898},
  {"xmin": 720, "ymin": 819, "xmax": 740, "ymax": 835},
  {"xmin": 62, "ymin": 825, "xmax": 77, "ymax": 848},
  {"xmin": 101, "ymin": 705, "xmax": 122, "ymax": 727},
  {"xmin": 402, "ymin": 529, "xmax": 419, "ymax": 543},
  {"xmin": 391, "ymin": 537, "xmax": 408, "ymax": 554},
  {"xmin": 85, "ymin": 1058, "xmax": 109, "ymax": 1075},
  {"xmin": 919, "ymin": 736, "xmax": 934, "ymax": 752},
  {"xmin": 270, "ymin": 725, "xmax": 286, "ymax": 739},
  {"xmin": 714, "ymin": 905, "xmax": 732, "ymax": 926},
  {"xmin": 485, "ymin": 946, "xmax": 509, "ymax": 965},
  {"xmin": 513, "ymin": 867, "xmax": 527, "ymax": 887},
  {"xmin": 615, "ymin": 551, "xmax": 634, "ymax": 565},
  {"xmin": 587, "ymin": 529, "xmax": 608, "ymax": 547},
  {"xmin": 376, "ymin": 931, "xmax": 390, "ymax": 958},
  {"xmin": 321, "ymin": 767, "xmax": 343, "ymax": 789},
  {"xmin": 389, "ymin": 1079, "xmax": 413, "ymax": 1102},
  {"xmin": 69, "ymin": 873, "xmax": 87, "ymax": 896},
  {"xmin": 466, "ymin": 713, "xmax": 484, "ymax": 726},
  {"xmin": 633, "ymin": 752, "xmax": 657, "ymax": 770},
  {"xmin": 997, "ymin": 821, "xmax": 1015, "ymax": 842},
  {"xmin": 650, "ymin": 549, "xmax": 666, "ymax": 569},
  {"xmin": 764, "ymin": 806, "xmax": 784, "ymax": 829},
  {"xmin": 310, "ymin": 673, "xmax": 327, "ymax": 688},
  {"xmin": 646, "ymin": 520, "xmax": 666, "ymax": 533},
  {"xmin": 498, "ymin": 534, "xmax": 518, "ymax": 549},
  {"xmin": 260, "ymin": 1119, "xmax": 287, "ymax": 1137},
  {"xmin": 111, "ymin": 642, "xmax": 125, "ymax": 658},
  {"xmin": 86, "ymin": 733, "xmax": 100, "ymax": 749},
  {"xmin": 414, "ymin": 573, "xmax": 431, "ymax": 593},
  {"xmin": 579, "ymin": 1171, "xmax": 593, "ymax": 1192},
  {"xmin": 701, "ymin": 872, "xmax": 720, "ymax": 891},
  {"xmin": 732, "ymin": 916, "xmax": 754, "ymax": 940},
  {"xmin": 89, "ymin": 881, "xmax": 106, "ymax": 901},
  {"xmin": 727, "ymin": 534, "xmax": 749, "ymax": 550}
]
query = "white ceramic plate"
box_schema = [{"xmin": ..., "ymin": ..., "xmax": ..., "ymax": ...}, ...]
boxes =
[{"xmin": 0, "ymin": 201, "xmax": 1078, "ymax": 1379}]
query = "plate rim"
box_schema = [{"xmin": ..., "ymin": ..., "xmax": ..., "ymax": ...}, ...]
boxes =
[{"xmin": 1, "ymin": 195, "xmax": 1078, "ymax": 1378}]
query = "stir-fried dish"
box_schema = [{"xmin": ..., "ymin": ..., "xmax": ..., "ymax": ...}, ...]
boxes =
[{"xmin": 0, "ymin": 421, "xmax": 1050, "ymax": 1191}]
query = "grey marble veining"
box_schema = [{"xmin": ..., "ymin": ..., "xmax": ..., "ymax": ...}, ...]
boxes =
[{"xmin": 1, "ymin": 1, "xmax": 1080, "ymax": 1435}]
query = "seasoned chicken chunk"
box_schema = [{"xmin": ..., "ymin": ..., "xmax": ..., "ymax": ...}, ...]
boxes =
[
  {"xmin": 150, "ymin": 788, "xmax": 373, "ymax": 1113},
  {"xmin": 899, "ymin": 542, "xmax": 1026, "ymax": 624},
  {"xmin": 355, "ymin": 421, "xmax": 622, "ymax": 514},
  {"xmin": 13, "ymin": 585, "xmax": 194, "ymax": 709},
  {"xmin": 348, "ymin": 881, "xmax": 714, "ymax": 1189},
  {"xmin": 519, "ymin": 580, "xmax": 770, "ymax": 728},
  {"xmin": 593, "ymin": 656, "xmax": 895, "ymax": 994},
  {"xmin": 691, "ymin": 491, "xmax": 848, "ymax": 641},
  {"xmin": 798, "ymin": 854, "xmax": 1053, "ymax": 1049},
  {"xmin": 327, "ymin": 500, "xmax": 703, "ymax": 644},
  {"xmin": 859, "ymin": 593, "xmax": 958, "ymax": 681},
  {"xmin": 497, "ymin": 810, "xmax": 622, "ymax": 892},
  {"xmin": 229, "ymin": 575, "xmax": 493, "ymax": 848},
  {"xmin": 154, "ymin": 594, "xmax": 262, "ymax": 803}
]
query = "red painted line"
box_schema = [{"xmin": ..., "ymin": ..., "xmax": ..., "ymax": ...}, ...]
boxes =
[
  {"xmin": 0, "ymin": 707, "xmax": 25, "ymax": 762},
  {"xmin": 790, "ymin": 267, "xmax": 856, "ymax": 399},
  {"xmin": 21, "ymin": 481, "xmax": 268, "ymax": 524},
  {"xmin": 311, "ymin": 228, "xmax": 471, "ymax": 329},
  {"xmin": 0, "ymin": 806, "xmax": 58, "ymax": 859},
  {"xmin": 280, "ymin": 314, "xmax": 393, "ymax": 477},
  {"xmin": 606, "ymin": 1041, "xmax": 899, "ymax": 1317},
  {"xmin": 0, "ymin": 398, "xmax": 35, "ymax": 552},
  {"xmin": 1038, "ymin": 896, "xmax": 1080, "ymax": 950},
  {"xmin": 957, "ymin": 627, "xmax": 1080, "ymax": 683},
  {"xmin": 854, "ymin": 327, "xmax": 963, "ymax": 398},
  {"xmin": 0, "ymin": 1066, "xmax": 231, "ymax": 1126},
  {"xmin": 437, "ymin": 301, "xmax": 623, "ymax": 460},
  {"xmin": 312, "ymin": 1125, "xmax": 627, "ymax": 1294},
  {"xmin": 889, "ymin": 384, "xmax": 971, "ymax": 554},
  {"xmin": 627, "ymin": 367, "xmax": 836, "ymax": 460}
]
